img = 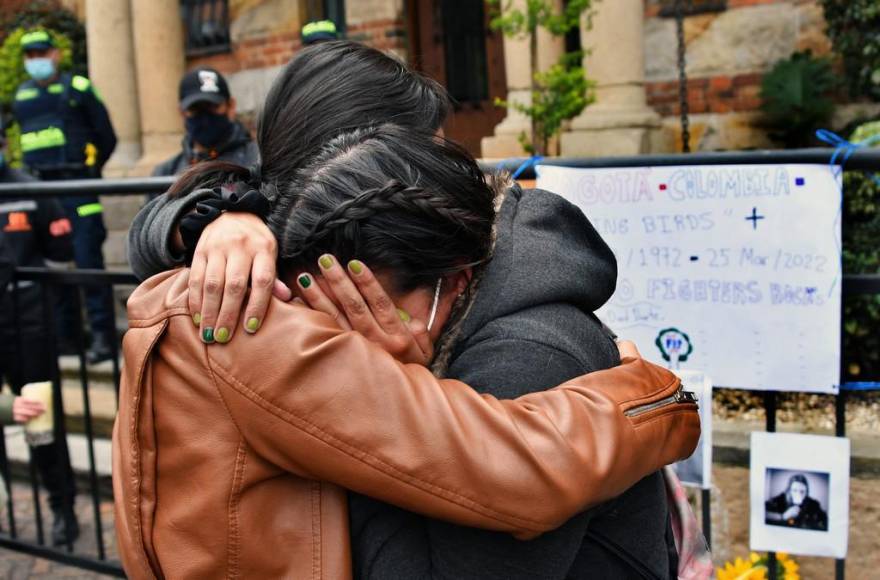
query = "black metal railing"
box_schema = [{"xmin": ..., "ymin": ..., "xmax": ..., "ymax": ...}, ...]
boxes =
[{"xmin": 0, "ymin": 148, "xmax": 876, "ymax": 576}]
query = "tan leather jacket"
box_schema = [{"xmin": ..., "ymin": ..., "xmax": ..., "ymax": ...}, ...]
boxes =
[{"xmin": 113, "ymin": 270, "xmax": 700, "ymax": 579}]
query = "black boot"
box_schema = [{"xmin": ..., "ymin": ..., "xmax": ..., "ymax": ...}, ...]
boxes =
[
  {"xmin": 86, "ymin": 332, "xmax": 115, "ymax": 365},
  {"xmin": 51, "ymin": 505, "xmax": 79, "ymax": 546}
]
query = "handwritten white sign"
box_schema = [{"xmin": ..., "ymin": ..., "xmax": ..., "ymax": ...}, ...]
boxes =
[{"xmin": 537, "ymin": 164, "xmax": 842, "ymax": 392}]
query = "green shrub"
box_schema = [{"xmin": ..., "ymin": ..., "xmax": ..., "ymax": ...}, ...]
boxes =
[
  {"xmin": 759, "ymin": 51, "xmax": 837, "ymax": 148},
  {"xmin": 0, "ymin": 1, "xmax": 85, "ymax": 167},
  {"xmin": 820, "ymin": 0, "xmax": 880, "ymax": 101},
  {"xmin": 842, "ymin": 120, "xmax": 880, "ymax": 381},
  {"xmin": 0, "ymin": 27, "xmax": 74, "ymax": 167},
  {"xmin": 0, "ymin": 27, "xmax": 74, "ymax": 106},
  {"xmin": 487, "ymin": 0, "xmax": 594, "ymax": 156},
  {"xmin": 0, "ymin": 0, "xmax": 86, "ymax": 76}
]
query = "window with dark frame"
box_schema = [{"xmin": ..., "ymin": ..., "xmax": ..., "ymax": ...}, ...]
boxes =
[
  {"xmin": 658, "ymin": 0, "xmax": 727, "ymax": 17},
  {"xmin": 182, "ymin": 0, "xmax": 231, "ymax": 57},
  {"xmin": 442, "ymin": 0, "xmax": 489, "ymax": 106}
]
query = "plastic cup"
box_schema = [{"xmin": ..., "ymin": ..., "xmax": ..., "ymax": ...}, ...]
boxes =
[{"xmin": 21, "ymin": 382, "xmax": 54, "ymax": 447}]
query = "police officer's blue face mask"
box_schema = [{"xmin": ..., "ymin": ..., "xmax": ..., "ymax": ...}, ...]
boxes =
[
  {"xmin": 24, "ymin": 57, "xmax": 55, "ymax": 81},
  {"xmin": 185, "ymin": 111, "xmax": 233, "ymax": 149}
]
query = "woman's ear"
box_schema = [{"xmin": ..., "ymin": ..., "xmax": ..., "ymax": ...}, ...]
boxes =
[{"xmin": 450, "ymin": 267, "xmax": 473, "ymax": 297}]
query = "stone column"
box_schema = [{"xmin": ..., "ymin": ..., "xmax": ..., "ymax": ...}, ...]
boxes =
[
  {"xmin": 481, "ymin": 0, "xmax": 564, "ymax": 159},
  {"xmin": 130, "ymin": 0, "xmax": 186, "ymax": 176},
  {"xmin": 560, "ymin": 0, "xmax": 661, "ymax": 157},
  {"xmin": 85, "ymin": 0, "xmax": 141, "ymax": 176}
]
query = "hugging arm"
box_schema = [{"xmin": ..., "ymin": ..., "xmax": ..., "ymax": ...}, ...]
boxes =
[{"xmin": 206, "ymin": 305, "xmax": 699, "ymax": 539}]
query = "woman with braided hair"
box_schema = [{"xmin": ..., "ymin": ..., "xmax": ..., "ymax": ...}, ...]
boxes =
[{"xmin": 120, "ymin": 41, "xmax": 702, "ymax": 578}]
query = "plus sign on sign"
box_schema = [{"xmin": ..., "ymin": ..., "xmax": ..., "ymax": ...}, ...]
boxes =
[{"xmin": 537, "ymin": 164, "xmax": 841, "ymax": 393}]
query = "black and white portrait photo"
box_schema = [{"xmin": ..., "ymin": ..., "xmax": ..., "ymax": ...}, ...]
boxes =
[
  {"xmin": 764, "ymin": 469, "xmax": 829, "ymax": 531},
  {"xmin": 750, "ymin": 432, "xmax": 850, "ymax": 558}
]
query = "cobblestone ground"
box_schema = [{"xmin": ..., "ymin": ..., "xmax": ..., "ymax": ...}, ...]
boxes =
[{"xmin": 0, "ymin": 482, "xmax": 118, "ymax": 579}]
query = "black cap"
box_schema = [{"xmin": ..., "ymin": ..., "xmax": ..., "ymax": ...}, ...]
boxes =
[{"xmin": 179, "ymin": 68, "xmax": 231, "ymax": 110}]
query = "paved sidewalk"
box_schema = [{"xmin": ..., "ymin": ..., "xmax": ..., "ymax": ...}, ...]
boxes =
[{"xmin": 0, "ymin": 482, "xmax": 119, "ymax": 579}]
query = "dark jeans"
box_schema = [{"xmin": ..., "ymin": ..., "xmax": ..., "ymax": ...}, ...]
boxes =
[
  {"xmin": 0, "ymin": 333, "xmax": 76, "ymax": 511},
  {"xmin": 56, "ymin": 194, "xmax": 115, "ymax": 339}
]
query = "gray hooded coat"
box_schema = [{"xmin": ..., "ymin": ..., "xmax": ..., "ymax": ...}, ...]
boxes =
[{"xmin": 349, "ymin": 184, "xmax": 676, "ymax": 580}]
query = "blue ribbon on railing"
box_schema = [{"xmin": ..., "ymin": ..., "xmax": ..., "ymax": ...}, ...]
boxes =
[
  {"xmin": 815, "ymin": 128, "xmax": 880, "ymax": 185},
  {"xmin": 511, "ymin": 155, "xmax": 544, "ymax": 180}
]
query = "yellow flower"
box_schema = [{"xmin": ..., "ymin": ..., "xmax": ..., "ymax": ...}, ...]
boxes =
[
  {"xmin": 777, "ymin": 553, "xmax": 800, "ymax": 580},
  {"xmin": 718, "ymin": 552, "xmax": 801, "ymax": 580},
  {"xmin": 717, "ymin": 557, "xmax": 766, "ymax": 580}
]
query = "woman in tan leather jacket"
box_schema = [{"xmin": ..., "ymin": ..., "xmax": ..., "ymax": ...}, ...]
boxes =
[{"xmin": 114, "ymin": 122, "xmax": 698, "ymax": 578}]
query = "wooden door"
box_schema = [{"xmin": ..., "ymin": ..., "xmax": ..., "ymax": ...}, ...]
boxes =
[{"xmin": 409, "ymin": 0, "xmax": 507, "ymax": 157}]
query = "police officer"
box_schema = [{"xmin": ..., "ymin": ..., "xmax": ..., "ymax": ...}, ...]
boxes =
[
  {"xmin": 153, "ymin": 67, "xmax": 258, "ymax": 177},
  {"xmin": 11, "ymin": 29, "xmax": 117, "ymax": 364},
  {"xmin": 0, "ymin": 122, "xmax": 79, "ymax": 546}
]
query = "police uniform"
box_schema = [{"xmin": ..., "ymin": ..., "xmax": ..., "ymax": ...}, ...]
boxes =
[
  {"xmin": 0, "ymin": 162, "xmax": 79, "ymax": 545},
  {"xmin": 12, "ymin": 30, "xmax": 118, "ymax": 362}
]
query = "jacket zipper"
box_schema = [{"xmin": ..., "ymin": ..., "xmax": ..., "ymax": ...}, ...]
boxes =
[{"xmin": 624, "ymin": 387, "xmax": 697, "ymax": 418}]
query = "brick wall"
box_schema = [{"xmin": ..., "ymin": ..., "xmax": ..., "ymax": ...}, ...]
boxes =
[
  {"xmin": 642, "ymin": 0, "xmax": 838, "ymax": 151},
  {"xmin": 187, "ymin": 30, "xmax": 300, "ymax": 75},
  {"xmin": 187, "ymin": 0, "xmax": 406, "ymax": 74},
  {"xmin": 647, "ymin": 73, "xmax": 763, "ymax": 118},
  {"xmin": 181, "ymin": 0, "xmax": 408, "ymax": 119}
]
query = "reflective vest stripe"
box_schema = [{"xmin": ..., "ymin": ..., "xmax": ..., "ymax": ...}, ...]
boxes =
[
  {"xmin": 76, "ymin": 203, "xmax": 103, "ymax": 217},
  {"xmin": 71, "ymin": 76, "xmax": 91, "ymax": 92},
  {"xmin": 48, "ymin": 84, "xmax": 63, "ymax": 94},
  {"xmin": 15, "ymin": 88, "xmax": 39, "ymax": 101},
  {"xmin": 20, "ymin": 127, "xmax": 66, "ymax": 152}
]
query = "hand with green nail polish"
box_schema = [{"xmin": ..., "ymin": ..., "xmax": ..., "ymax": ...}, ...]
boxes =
[{"xmin": 215, "ymin": 327, "xmax": 230, "ymax": 343}]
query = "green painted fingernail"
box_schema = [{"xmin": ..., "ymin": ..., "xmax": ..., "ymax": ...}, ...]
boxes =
[
  {"xmin": 202, "ymin": 327, "xmax": 215, "ymax": 343},
  {"xmin": 348, "ymin": 260, "xmax": 364, "ymax": 275},
  {"xmin": 319, "ymin": 255, "xmax": 334, "ymax": 270},
  {"xmin": 246, "ymin": 317, "xmax": 260, "ymax": 333},
  {"xmin": 397, "ymin": 308, "xmax": 411, "ymax": 323},
  {"xmin": 298, "ymin": 274, "xmax": 311, "ymax": 289},
  {"xmin": 192, "ymin": 313, "xmax": 201, "ymax": 326},
  {"xmin": 215, "ymin": 327, "xmax": 230, "ymax": 343}
]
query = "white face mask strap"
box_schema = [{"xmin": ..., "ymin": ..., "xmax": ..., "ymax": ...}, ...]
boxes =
[{"xmin": 426, "ymin": 278, "xmax": 442, "ymax": 332}]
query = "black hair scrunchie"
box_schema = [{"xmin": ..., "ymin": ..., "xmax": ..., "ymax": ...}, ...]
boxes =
[{"xmin": 179, "ymin": 185, "xmax": 272, "ymax": 264}]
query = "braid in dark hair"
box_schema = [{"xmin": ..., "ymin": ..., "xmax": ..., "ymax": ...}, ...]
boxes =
[
  {"xmin": 285, "ymin": 181, "xmax": 487, "ymax": 264},
  {"xmin": 268, "ymin": 124, "xmax": 495, "ymax": 294}
]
